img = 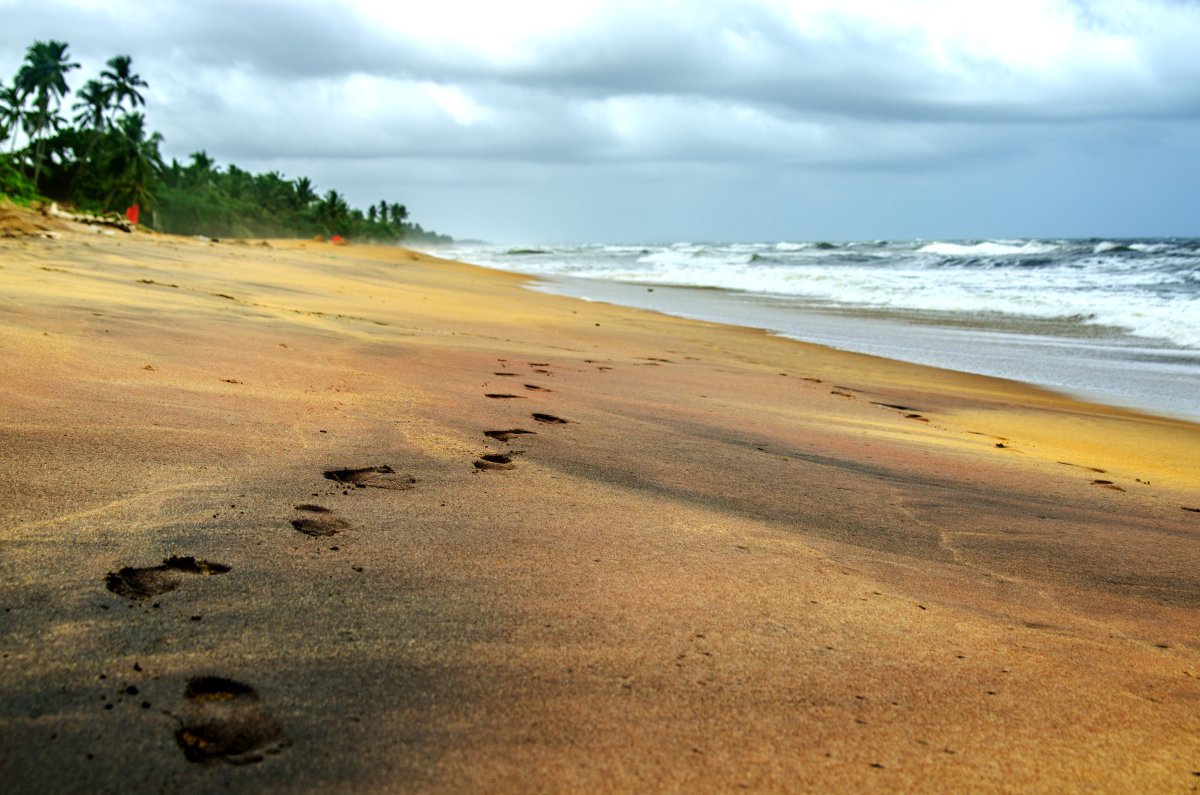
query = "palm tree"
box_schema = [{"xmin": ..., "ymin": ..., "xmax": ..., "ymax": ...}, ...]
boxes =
[
  {"xmin": 254, "ymin": 170, "xmax": 290, "ymax": 210},
  {"xmin": 319, "ymin": 189, "xmax": 349, "ymax": 232},
  {"xmin": 186, "ymin": 150, "xmax": 215, "ymax": 188},
  {"xmin": 15, "ymin": 40, "xmax": 79, "ymax": 185},
  {"xmin": 99, "ymin": 55, "xmax": 147, "ymax": 116},
  {"xmin": 223, "ymin": 163, "xmax": 251, "ymax": 199},
  {"xmin": 1, "ymin": 81, "xmax": 27, "ymax": 153},
  {"xmin": 105, "ymin": 112, "xmax": 164, "ymax": 215},
  {"xmin": 390, "ymin": 202, "xmax": 408, "ymax": 226},
  {"xmin": 72, "ymin": 79, "xmax": 112, "ymax": 132},
  {"xmin": 68, "ymin": 78, "xmax": 112, "ymax": 190},
  {"xmin": 293, "ymin": 176, "xmax": 316, "ymax": 208}
]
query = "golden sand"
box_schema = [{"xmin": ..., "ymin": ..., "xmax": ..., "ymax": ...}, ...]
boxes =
[{"xmin": 1, "ymin": 212, "xmax": 1198, "ymax": 791}]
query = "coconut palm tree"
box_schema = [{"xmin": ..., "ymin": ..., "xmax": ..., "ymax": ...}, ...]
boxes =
[
  {"xmin": 1, "ymin": 81, "xmax": 27, "ymax": 153},
  {"xmin": 293, "ymin": 176, "xmax": 316, "ymax": 208},
  {"xmin": 319, "ymin": 189, "xmax": 349, "ymax": 232},
  {"xmin": 99, "ymin": 55, "xmax": 147, "ymax": 116},
  {"xmin": 186, "ymin": 150, "xmax": 215, "ymax": 188},
  {"xmin": 72, "ymin": 79, "xmax": 112, "ymax": 132},
  {"xmin": 105, "ymin": 112, "xmax": 164, "ymax": 215},
  {"xmin": 15, "ymin": 40, "xmax": 79, "ymax": 185},
  {"xmin": 65, "ymin": 78, "xmax": 117, "ymax": 196}
]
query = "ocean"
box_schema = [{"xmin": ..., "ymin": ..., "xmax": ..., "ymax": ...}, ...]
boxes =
[{"xmin": 424, "ymin": 239, "xmax": 1200, "ymax": 422}]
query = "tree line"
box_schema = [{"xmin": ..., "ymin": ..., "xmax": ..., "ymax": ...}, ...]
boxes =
[{"xmin": 0, "ymin": 40, "xmax": 450, "ymax": 243}]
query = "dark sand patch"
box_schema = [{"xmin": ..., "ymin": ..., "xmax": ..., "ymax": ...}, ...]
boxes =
[
  {"xmin": 532, "ymin": 413, "xmax": 570, "ymax": 424},
  {"xmin": 323, "ymin": 466, "xmax": 415, "ymax": 490},
  {"xmin": 484, "ymin": 429, "xmax": 536, "ymax": 442},
  {"xmin": 105, "ymin": 556, "xmax": 231, "ymax": 600},
  {"xmin": 474, "ymin": 454, "xmax": 516, "ymax": 471},
  {"xmin": 175, "ymin": 676, "xmax": 285, "ymax": 765}
]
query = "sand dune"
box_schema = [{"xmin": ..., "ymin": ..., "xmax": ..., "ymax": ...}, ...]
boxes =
[{"xmin": 2, "ymin": 210, "xmax": 1198, "ymax": 792}]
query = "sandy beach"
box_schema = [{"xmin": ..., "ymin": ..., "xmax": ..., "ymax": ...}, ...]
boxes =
[{"xmin": 2, "ymin": 209, "xmax": 1199, "ymax": 792}]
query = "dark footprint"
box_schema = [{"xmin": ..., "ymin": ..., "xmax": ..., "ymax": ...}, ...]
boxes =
[
  {"xmin": 484, "ymin": 429, "xmax": 536, "ymax": 442},
  {"xmin": 175, "ymin": 676, "xmax": 285, "ymax": 765},
  {"xmin": 106, "ymin": 556, "xmax": 231, "ymax": 600},
  {"xmin": 291, "ymin": 505, "xmax": 349, "ymax": 537},
  {"xmin": 474, "ymin": 454, "xmax": 516, "ymax": 471},
  {"xmin": 485, "ymin": 393, "xmax": 524, "ymax": 399},
  {"xmin": 323, "ymin": 465, "xmax": 415, "ymax": 490},
  {"xmin": 524, "ymin": 384, "xmax": 551, "ymax": 392},
  {"xmin": 493, "ymin": 372, "xmax": 519, "ymax": 377},
  {"xmin": 871, "ymin": 402, "xmax": 920, "ymax": 412},
  {"xmin": 1091, "ymin": 479, "xmax": 1126, "ymax": 492},
  {"xmin": 532, "ymin": 413, "xmax": 569, "ymax": 424}
]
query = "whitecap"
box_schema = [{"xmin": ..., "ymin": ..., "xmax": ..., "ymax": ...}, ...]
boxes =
[{"xmin": 919, "ymin": 241, "xmax": 1061, "ymax": 257}]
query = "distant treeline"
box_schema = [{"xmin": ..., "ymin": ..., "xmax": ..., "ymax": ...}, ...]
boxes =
[{"xmin": 0, "ymin": 40, "xmax": 450, "ymax": 243}]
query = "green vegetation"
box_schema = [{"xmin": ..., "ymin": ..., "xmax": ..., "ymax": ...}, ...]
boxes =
[{"xmin": 0, "ymin": 40, "xmax": 450, "ymax": 243}]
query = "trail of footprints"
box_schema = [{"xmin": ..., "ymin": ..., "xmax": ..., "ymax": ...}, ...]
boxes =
[
  {"xmin": 96, "ymin": 351, "xmax": 1178, "ymax": 770},
  {"xmin": 102, "ymin": 547, "xmax": 284, "ymax": 764},
  {"xmin": 98, "ymin": 357, "xmax": 573, "ymax": 764},
  {"xmin": 478, "ymin": 360, "xmax": 573, "ymax": 472},
  {"xmin": 101, "ymin": 462, "xmax": 418, "ymax": 764}
]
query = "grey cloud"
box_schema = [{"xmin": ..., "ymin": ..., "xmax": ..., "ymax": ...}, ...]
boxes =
[{"xmin": 4, "ymin": 0, "xmax": 1200, "ymax": 241}]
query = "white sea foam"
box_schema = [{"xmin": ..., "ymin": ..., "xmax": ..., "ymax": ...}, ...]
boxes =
[
  {"xmin": 431, "ymin": 238, "xmax": 1200, "ymax": 349},
  {"xmin": 918, "ymin": 240, "xmax": 1061, "ymax": 257}
]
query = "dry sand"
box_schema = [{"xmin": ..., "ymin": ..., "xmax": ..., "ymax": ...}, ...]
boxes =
[{"xmin": 1, "ymin": 208, "xmax": 1198, "ymax": 792}]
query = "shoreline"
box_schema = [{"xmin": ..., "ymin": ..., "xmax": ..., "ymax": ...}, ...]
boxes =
[
  {"xmin": 529, "ymin": 274, "xmax": 1200, "ymax": 423},
  {"xmin": 2, "ymin": 221, "xmax": 1199, "ymax": 791}
]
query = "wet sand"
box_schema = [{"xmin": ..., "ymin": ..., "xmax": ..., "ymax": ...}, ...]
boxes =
[
  {"xmin": 530, "ymin": 275, "xmax": 1200, "ymax": 423},
  {"xmin": 2, "ymin": 215, "xmax": 1199, "ymax": 792}
]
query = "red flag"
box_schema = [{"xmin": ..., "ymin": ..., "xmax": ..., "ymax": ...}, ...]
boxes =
[{"xmin": 125, "ymin": 204, "xmax": 140, "ymax": 225}]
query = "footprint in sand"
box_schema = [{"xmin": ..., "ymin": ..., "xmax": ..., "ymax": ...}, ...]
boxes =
[
  {"xmin": 323, "ymin": 465, "xmax": 415, "ymax": 490},
  {"xmin": 105, "ymin": 556, "xmax": 231, "ymax": 600},
  {"xmin": 291, "ymin": 504, "xmax": 350, "ymax": 537},
  {"xmin": 524, "ymin": 384, "xmax": 551, "ymax": 392},
  {"xmin": 485, "ymin": 393, "xmax": 525, "ymax": 399},
  {"xmin": 474, "ymin": 453, "xmax": 517, "ymax": 471},
  {"xmin": 870, "ymin": 401, "xmax": 930, "ymax": 422},
  {"xmin": 532, "ymin": 413, "xmax": 570, "ymax": 424},
  {"xmin": 175, "ymin": 676, "xmax": 285, "ymax": 765},
  {"xmin": 484, "ymin": 429, "xmax": 536, "ymax": 442}
]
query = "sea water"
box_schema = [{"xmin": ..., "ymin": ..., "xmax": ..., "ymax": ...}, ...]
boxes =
[{"xmin": 425, "ymin": 239, "xmax": 1200, "ymax": 421}]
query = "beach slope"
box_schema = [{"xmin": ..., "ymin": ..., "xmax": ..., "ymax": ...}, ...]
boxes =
[{"xmin": 2, "ymin": 216, "xmax": 1198, "ymax": 792}]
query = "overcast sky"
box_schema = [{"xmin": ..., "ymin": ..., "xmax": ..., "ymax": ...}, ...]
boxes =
[{"xmin": 4, "ymin": 0, "xmax": 1200, "ymax": 242}]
